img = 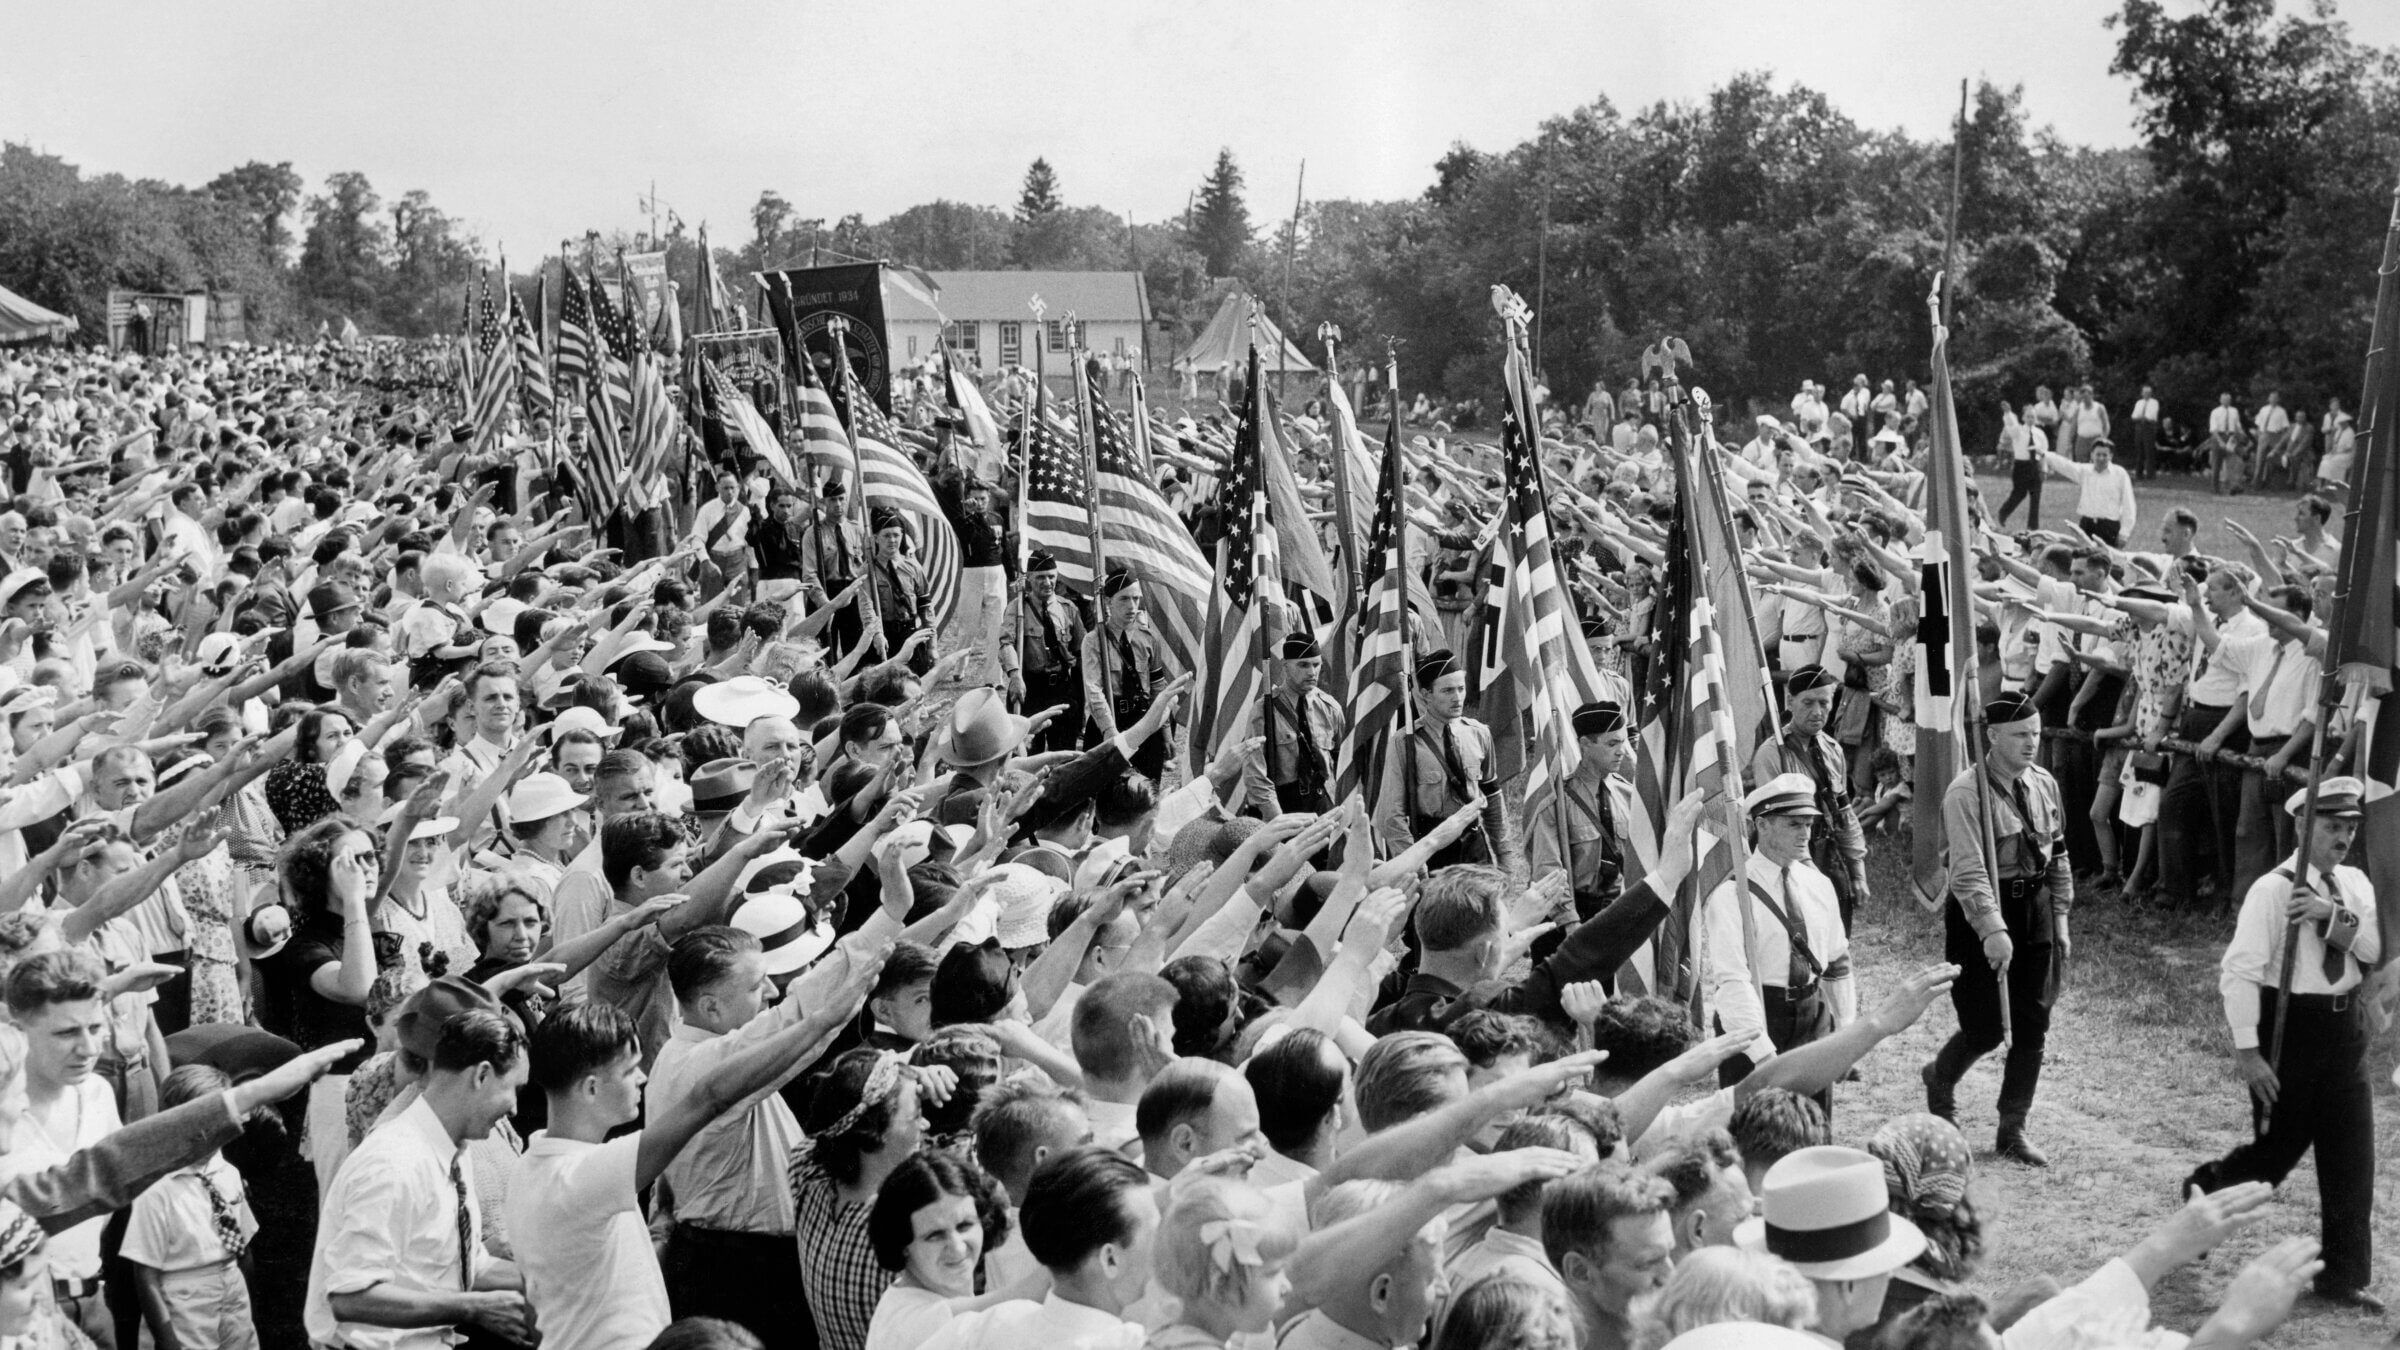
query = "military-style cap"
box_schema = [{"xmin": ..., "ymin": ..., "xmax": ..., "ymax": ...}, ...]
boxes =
[
  {"xmin": 1985, "ymin": 691, "xmax": 2040, "ymax": 727},
  {"xmin": 1787, "ymin": 665, "xmax": 1840, "ymax": 694},
  {"xmin": 1281, "ymin": 632, "xmax": 1320, "ymax": 661},
  {"xmin": 1416, "ymin": 648, "xmax": 1461, "ymax": 685},
  {"xmin": 1572, "ymin": 700, "xmax": 1625, "ymax": 737}
]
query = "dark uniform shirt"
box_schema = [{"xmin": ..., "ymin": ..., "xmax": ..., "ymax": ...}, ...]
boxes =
[{"xmin": 1244, "ymin": 684, "xmax": 1343, "ymax": 816}]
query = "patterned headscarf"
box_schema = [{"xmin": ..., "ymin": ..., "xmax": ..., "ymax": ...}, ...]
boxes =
[
  {"xmin": 265, "ymin": 761, "xmax": 341, "ymax": 834},
  {"xmin": 1870, "ymin": 1112, "xmax": 1973, "ymax": 1215},
  {"xmin": 0, "ymin": 1197, "xmax": 42, "ymax": 1271}
]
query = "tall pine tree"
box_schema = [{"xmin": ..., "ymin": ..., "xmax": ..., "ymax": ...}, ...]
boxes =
[
  {"xmin": 1188, "ymin": 149, "xmax": 1251, "ymax": 278},
  {"xmin": 1012, "ymin": 158, "xmax": 1066, "ymax": 267}
]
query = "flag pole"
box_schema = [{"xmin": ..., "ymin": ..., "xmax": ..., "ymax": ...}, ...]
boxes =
[
  {"xmin": 1390, "ymin": 344, "xmax": 1420, "ymax": 842},
  {"xmin": 828, "ymin": 315, "xmax": 884, "ymax": 653},
  {"xmin": 1280, "ymin": 161, "xmax": 1305, "ymax": 391}
]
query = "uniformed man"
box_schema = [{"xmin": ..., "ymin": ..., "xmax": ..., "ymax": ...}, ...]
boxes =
[
  {"xmin": 1375, "ymin": 648, "xmax": 1510, "ymax": 870},
  {"xmin": 1922, "ymin": 691, "xmax": 2073, "ymax": 1167},
  {"xmin": 1749, "ymin": 664, "xmax": 1870, "ymax": 931},
  {"xmin": 1704, "ymin": 772, "xmax": 1855, "ymax": 1111},
  {"xmin": 693, "ymin": 474, "xmax": 752, "ymax": 602},
  {"xmin": 2186, "ymin": 776, "xmax": 2383, "ymax": 1312},
  {"xmin": 1244, "ymin": 632, "xmax": 1342, "ymax": 817},
  {"xmin": 1530, "ymin": 700, "xmax": 1643, "ymax": 921},
  {"xmin": 867, "ymin": 506, "xmax": 932, "ymax": 675},
  {"xmin": 1082, "ymin": 567, "xmax": 1176, "ymax": 782},
  {"xmin": 1000, "ymin": 549, "xmax": 1086, "ymax": 752},
  {"xmin": 799, "ymin": 478, "xmax": 868, "ymax": 657}
]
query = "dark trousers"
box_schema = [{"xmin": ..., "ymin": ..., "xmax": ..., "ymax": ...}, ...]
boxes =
[
  {"xmin": 2232, "ymin": 735, "xmax": 2297, "ymax": 906},
  {"xmin": 2160, "ymin": 704, "xmax": 2245, "ymax": 904},
  {"xmin": 2187, "ymin": 992, "xmax": 2375, "ymax": 1293},
  {"xmin": 1930, "ymin": 890, "xmax": 2059, "ymax": 1130},
  {"xmin": 663, "ymin": 1224, "xmax": 817, "ymax": 1350},
  {"xmin": 2132, "ymin": 420, "xmax": 2158, "ymax": 477},
  {"xmin": 2079, "ymin": 517, "xmax": 2123, "ymax": 547},
  {"xmin": 1718, "ymin": 986, "xmax": 1835, "ymax": 1118},
  {"xmin": 1996, "ymin": 459, "xmax": 2042, "ymax": 529},
  {"xmin": 1022, "ymin": 669, "xmax": 1084, "ymax": 753}
]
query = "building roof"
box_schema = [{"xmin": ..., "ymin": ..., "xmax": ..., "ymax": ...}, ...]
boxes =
[{"xmin": 885, "ymin": 271, "xmax": 1151, "ymax": 326}]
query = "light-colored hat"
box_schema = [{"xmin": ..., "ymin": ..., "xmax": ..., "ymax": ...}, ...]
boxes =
[
  {"xmin": 730, "ymin": 889, "xmax": 834, "ymax": 975},
  {"xmin": 2287, "ymin": 775, "xmax": 2366, "ymax": 821},
  {"xmin": 1073, "ymin": 836, "xmax": 1134, "ymax": 898},
  {"xmin": 405, "ymin": 815, "xmax": 460, "ymax": 843},
  {"xmin": 988, "ymin": 864, "xmax": 1065, "ymax": 950},
  {"xmin": 1744, "ymin": 772, "xmax": 1822, "ymax": 819},
  {"xmin": 235, "ymin": 902, "xmax": 293, "ymax": 960},
  {"xmin": 480, "ymin": 597, "xmax": 527, "ymax": 635},
  {"xmin": 0, "ymin": 568, "xmax": 50, "ymax": 610},
  {"xmin": 692, "ymin": 675, "xmax": 800, "ymax": 729},
  {"xmin": 1661, "ymin": 1329, "xmax": 1822, "ymax": 1350},
  {"xmin": 193, "ymin": 631, "xmax": 243, "ymax": 675},
  {"xmin": 504, "ymin": 772, "xmax": 587, "ymax": 824},
  {"xmin": 552, "ymin": 705, "xmax": 619, "ymax": 741},
  {"xmin": 931, "ymin": 687, "xmax": 1031, "ymax": 769},
  {"xmin": 1734, "ymin": 1145, "xmax": 1927, "ymax": 1281},
  {"xmin": 614, "ymin": 633, "xmax": 676, "ymax": 659},
  {"xmin": 324, "ymin": 739, "xmax": 370, "ymax": 800}
]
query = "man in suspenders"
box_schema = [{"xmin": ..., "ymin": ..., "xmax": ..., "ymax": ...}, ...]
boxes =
[
  {"xmin": 2186, "ymin": 776, "xmax": 2383, "ymax": 1312},
  {"xmin": 1749, "ymin": 665, "xmax": 1869, "ymax": 932},
  {"xmin": 1243, "ymin": 632, "xmax": 1342, "ymax": 817},
  {"xmin": 1702, "ymin": 772, "xmax": 1855, "ymax": 1114},
  {"xmin": 1924, "ymin": 691, "xmax": 2074, "ymax": 1167}
]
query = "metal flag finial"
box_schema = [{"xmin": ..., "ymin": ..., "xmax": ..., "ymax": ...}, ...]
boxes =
[{"xmin": 1028, "ymin": 294, "xmax": 1047, "ymax": 321}]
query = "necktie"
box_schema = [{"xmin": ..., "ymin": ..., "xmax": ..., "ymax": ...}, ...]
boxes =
[
  {"xmin": 1776, "ymin": 866, "xmax": 1813, "ymax": 989},
  {"xmin": 451, "ymin": 1153, "xmax": 474, "ymax": 1290},
  {"xmin": 1033, "ymin": 600, "xmax": 1066, "ymax": 671},
  {"xmin": 1290, "ymin": 694, "xmax": 1329, "ymax": 787},
  {"xmin": 2314, "ymin": 871, "xmax": 2351, "ymax": 983},
  {"xmin": 2249, "ymin": 644, "xmax": 2286, "ymax": 722},
  {"xmin": 1117, "ymin": 632, "xmax": 1141, "ymax": 703},
  {"xmin": 1592, "ymin": 776, "xmax": 1620, "ymax": 861},
  {"xmin": 1442, "ymin": 722, "xmax": 1472, "ymax": 799},
  {"xmin": 835, "ymin": 524, "xmax": 852, "ymax": 579},
  {"xmin": 196, "ymin": 1166, "xmax": 249, "ymax": 1259}
]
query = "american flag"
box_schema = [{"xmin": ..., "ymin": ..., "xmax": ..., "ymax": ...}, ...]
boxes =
[
  {"xmin": 453, "ymin": 283, "xmax": 478, "ymax": 415},
  {"xmin": 620, "ymin": 254, "xmax": 681, "ymax": 512},
  {"xmin": 1637, "ymin": 398, "xmax": 1755, "ymax": 1006},
  {"xmin": 511, "ymin": 280, "xmax": 552, "ymax": 423},
  {"xmin": 467, "ymin": 272, "xmax": 516, "ymax": 454},
  {"xmin": 1190, "ymin": 346, "xmax": 1279, "ymax": 776},
  {"xmin": 832, "ymin": 352, "xmax": 962, "ymax": 630},
  {"xmin": 556, "ymin": 268, "xmax": 596, "ymax": 392},
  {"xmin": 1090, "ymin": 379, "xmax": 1209, "ymax": 678},
  {"xmin": 1491, "ymin": 314, "xmax": 1607, "ymax": 859},
  {"xmin": 704, "ymin": 354, "xmax": 795, "ymax": 485},
  {"xmin": 1335, "ymin": 389, "xmax": 1414, "ymax": 812},
  {"xmin": 1021, "ymin": 392, "xmax": 1096, "ymax": 586},
  {"xmin": 575, "ymin": 270, "xmax": 635, "ymax": 523}
]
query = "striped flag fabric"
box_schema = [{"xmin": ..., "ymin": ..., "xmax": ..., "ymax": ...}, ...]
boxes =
[
  {"xmin": 510, "ymin": 281, "xmax": 552, "ymax": 424},
  {"xmin": 944, "ymin": 349, "xmax": 1006, "ymax": 483},
  {"xmin": 1021, "ymin": 397, "xmax": 1098, "ymax": 588},
  {"xmin": 1090, "ymin": 376, "xmax": 1211, "ymax": 682},
  {"xmin": 1912, "ymin": 291, "xmax": 1989, "ymax": 906},
  {"xmin": 1190, "ymin": 345, "xmax": 1279, "ymax": 775},
  {"xmin": 835, "ymin": 353, "xmax": 964, "ymax": 631},
  {"xmin": 576, "ymin": 271, "xmax": 635, "ymax": 524},
  {"xmin": 468, "ymin": 273, "xmax": 516, "ymax": 454},
  {"xmin": 622, "ymin": 286, "xmax": 682, "ymax": 510},
  {"xmin": 556, "ymin": 268, "xmax": 596, "ymax": 392},
  {"xmin": 1334, "ymin": 391, "xmax": 1414, "ymax": 812},
  {"xmin": 705, "ymin": 355, "xmax": 796, "ymax": 485}
]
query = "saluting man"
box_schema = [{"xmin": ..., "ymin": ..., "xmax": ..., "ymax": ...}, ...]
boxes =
[
  {"xmin": 1703, "ymin": 772, "xmax": 1855, "ymax": 1112},
  {"xmin": 1923, "ymin": 690, "xmax": 2074, "ymax": 1167},
  {"xmin": 1750, "ymin": 664, "xmax": 1871, "ymax": 931},
  {"xmin": 798, "ymin": 478, "xmax": 868, "ymax": 658},
  {"xmin": 1244, "ymin": 632, "xmax": 1342, "ymax": 816},
  {"xmin": 1375, "ymin": 648, "xmax": 1510, "ymax": 870},
  {"xmin": 1000, "ymin": 549, "xmax": 1086, "ymax": 752},
  {"xmin": 1082, "ymin": 566, "xmax": 1176, "ymax": 781},
  {"xmin": 2186, "ymin": 776, "xmax": 2383, "ymax": 1313},
  {"xmin": 1531, "ymin": 700, "xmax": 1644, "ymax": 921}
]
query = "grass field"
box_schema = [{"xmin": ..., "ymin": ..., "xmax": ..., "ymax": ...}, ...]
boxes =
[{"xmin": 1822, "ymin": 465, "xmax": 2397, "ymax": 1347}]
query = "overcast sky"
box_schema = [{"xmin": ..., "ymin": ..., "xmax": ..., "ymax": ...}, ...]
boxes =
[{"xmin": 9, "ymin": 0, "xmax": 2398, "ymax": 261}]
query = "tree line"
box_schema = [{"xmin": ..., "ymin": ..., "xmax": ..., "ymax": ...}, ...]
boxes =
[{"xmin": 4, "ymin": 1, "xmax": 2393, "ymax": 433}]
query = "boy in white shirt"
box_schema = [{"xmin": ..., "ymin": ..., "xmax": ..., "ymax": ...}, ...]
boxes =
[{"xmin": 123, "ymin": 1065, "xmax": 259, "ymax": 1350}]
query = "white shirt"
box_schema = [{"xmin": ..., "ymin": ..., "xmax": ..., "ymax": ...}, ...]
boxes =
[
  {"xmin": 507, "ymin": 1132, "xmax": 671, "ymax": 1350},
  {"xmin": 867, "ymin": 1284, "xmax": 958, "ymax": 1350},
  {"xmin": 917, "ymin": 1293, "xmax": 1143, "ymax": 1350},
  {"xmin": 2225, "ymin": 635, "xmax": 2316, "ymax": 739},
  {"xmin": 2220, "ymin": 856, "xmax": 2380, "ymax": 1049},
  {"xmin": 1701, "ymin": 851, "xmax": 1852, "ymax": 1064},
  {"xmin": 2042, "ymin": 454, "xmax": 2136, "ymax": 526},
  {"xmin": 2209, "ymin": 405, "xmax": 2244, "ymax": 437},
  {"xmin": 123, "ymin": 1154, "xmax": 256, "ymax": 1273},
  {"xmin": 2254, "ymin": 404, "xmax": 2291, "ymax": 436},
  {"xmin": 1087, "ymin": 1099, "xmax": 1139, "ymax": 1153},
  {"xmin": 2131, "ymin": 398, "xmax": 2160, "ymax": 422},
  {"xmin": 0, "ymin": 1077, "xmax": 120, "ymax": 1279},
  {"xmin": 305, "ymin": 1096, "xmax": 498, "ymax": 1350},
  {"xmin": 2179, "ymin": 608, "xmax": 2269, "ymax": 705}
]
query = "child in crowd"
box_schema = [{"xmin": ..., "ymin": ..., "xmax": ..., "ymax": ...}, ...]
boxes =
[{"xmin": 122, "ymin": 1066, "xmax": 260, "ymax": 1350}]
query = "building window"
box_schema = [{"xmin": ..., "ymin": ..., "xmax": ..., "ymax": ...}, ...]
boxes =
[
  {"xmin": 1045, "ymin": 320, "xmax": 1086, "ymax": 353},
  {"xmin": 1113, "ymin": 336, "xmax": 1127, "ymax": 357},
  {"xmin": 999, "ymin": 322, "xmax": 1022, "ymax": 365},
  {"xmin": 944, "ymin": 321, "xmax": 978, "ymax": 354}
]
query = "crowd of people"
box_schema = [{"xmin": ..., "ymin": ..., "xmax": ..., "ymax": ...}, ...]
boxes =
[{"xmin": 0, "ymin": 331, "xmax": 2376, "ymax": 1350}]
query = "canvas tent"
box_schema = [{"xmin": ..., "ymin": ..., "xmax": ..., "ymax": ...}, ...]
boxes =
[
  {"xmin": 1173, "ymin": 290, "xmax": 1317, "ymax": 378},
  {"xmin": 0, "ymin": 285, "xmax": 76, "ymax": 344}
]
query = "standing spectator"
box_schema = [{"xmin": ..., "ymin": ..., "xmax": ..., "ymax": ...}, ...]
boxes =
[
  {"xmin": 1, "ymin": 954, "xmax": 124, "ymax": 1346},
  {"xmin": 122, "ymin": 1065, "xmax": 259, "ymax": 1350},
  {"xmin": 1993, "ymin": 406, "xmax": 2046, "ymax": 529},
  {"xmin": 2251, "ymin": 392, "xmax": 2291, "ymax": 493},
  {"xmin": 2127, "ymin": 384, "xmax": 2161, "ymax": 479},
  {"xmin": 2207, "ymin": 393, "xmax": 2245, "ymax": 495},
  {"xmin": 2041, "ymin": 440, "xmax": 2134, "ymax": 546},
  {"xmin": 2072, "ymin": 385, "xmax": 2110, "ymax": 466},
  {"xmin": 1839, "ymin": 376, "xmax": 1873, "ymax": 461},
  {"xmin": 2053, "ymin": 385, "xmax": 2084, "ymax": 465}
]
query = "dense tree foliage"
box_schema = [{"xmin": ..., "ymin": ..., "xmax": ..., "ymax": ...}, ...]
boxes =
[{"xmin": 6, "ymin": 0, "xmax": 2392, "ymax": 422}]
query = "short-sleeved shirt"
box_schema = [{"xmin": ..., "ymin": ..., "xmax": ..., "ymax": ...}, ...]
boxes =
[
  {"xmin": 508, "ymin": 1132, "xmax": 670, "ymax": 1350},
  {"xmin": 258, "ymin": 915, "xmax": 370, "ymax": 1072},
  {"xmin": 792, "ymin": 1157, "xmax": 893, "ymax": 1350},
  {"xmin": 122, "ymin": 1155, "xmax": 255, "ymax": 1272}
]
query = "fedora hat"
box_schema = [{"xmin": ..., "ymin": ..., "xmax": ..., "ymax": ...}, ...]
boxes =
[
  {"xmin": 235, "ymin": 902, "xmax": 293, "ymax": 961},
  {"xmin": 932, "ymin": 687, "xmax": 1031, "ymax": 769},
  {"xmin": 730, "ymin": 886, "xmax": 833, "ymax": 976},
  {"xmin": 692, "ymin": 675, "xmax": 800, "ymax": 729},
  {"xmin": 1735, "ymin": 1145, "xmax": 1926, "ymax": 1281},
  {"xmin": 504, "ymin": 772, "xmax": 588, "ymax": 825},
  {"xmin": 690, "ymin": 758, "xmax": 758, "ymax": 815}
]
